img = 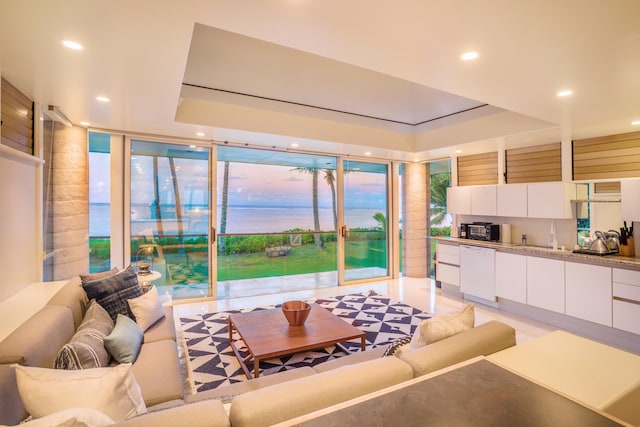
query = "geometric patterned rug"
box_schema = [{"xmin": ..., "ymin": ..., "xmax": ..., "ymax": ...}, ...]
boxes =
[{"xmin": 179, "ymin": 292, "xmax": 431, "ymax": 393}]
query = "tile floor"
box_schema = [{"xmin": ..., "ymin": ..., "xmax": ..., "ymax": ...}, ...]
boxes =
[{"xmin": 173, "ymin": 276, "xmax": 557, "ymax": 345}]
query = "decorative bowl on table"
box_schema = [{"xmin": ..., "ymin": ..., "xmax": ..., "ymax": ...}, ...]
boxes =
[{"xmin": 281, "ymin": 301, "xmax": 311, "ymax": 326}]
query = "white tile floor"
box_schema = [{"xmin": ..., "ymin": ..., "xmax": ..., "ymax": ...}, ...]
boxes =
[{"xmin": 174, "ymin": 277, "xmax": 557, "ymax": 345}]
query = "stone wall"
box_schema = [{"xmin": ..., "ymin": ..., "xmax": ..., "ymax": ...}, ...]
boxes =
[
  {"xmin": 43, "ymin": 122, "xmax": 89, "ymax": 281},
  {"xmin": 402, "ymin": 162, "xmax": 428, "ymax": 277}
]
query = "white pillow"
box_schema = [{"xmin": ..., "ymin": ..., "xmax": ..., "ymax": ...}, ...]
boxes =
[
  {"xmin": 127, "ymin": 286, "xmax": 165, "ymax": 331},
  {"xmin": 14, "ymin": 363, "xmax": 147, "ymax": 422},
  {"xmin": 409, "ymin": 303, "xmax": 475, "ymax": 350},
  {"xmin": 17, "ymin": 407, "xmax": 114, "ymax": 427}
]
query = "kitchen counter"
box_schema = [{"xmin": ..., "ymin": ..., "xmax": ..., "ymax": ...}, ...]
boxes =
[{"xmin": 435, "ymin": 237, "xmax": 640, "ymax": 271}]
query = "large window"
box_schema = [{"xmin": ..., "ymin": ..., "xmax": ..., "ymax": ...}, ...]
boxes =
[
  {"xmin": 429, "ymin": 159, "xmax": 452, "ymax": 279},
  {"xmin": 216, "ymin": 146, "xmax": 338, "ymax": 299},
  {"xmin": 88, "ymin": 132, "xmax": 112, "ymax": 272}
]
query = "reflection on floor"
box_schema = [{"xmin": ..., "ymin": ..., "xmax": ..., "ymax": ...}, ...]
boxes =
[
  {"xmin": 173, "ymin": 276, "xmax": 557, "ymax": 346},
  {"xmin": 161, "ymin": 267, "xmax": 387, "ymax": 300}
]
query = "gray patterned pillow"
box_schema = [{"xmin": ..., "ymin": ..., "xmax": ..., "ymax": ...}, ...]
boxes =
[
  {"xmin": 82, "ymin": 266, "xmax": 143, "ymax": 322},
  {"xmin": 54, "ymin": 300, "xmax": 115, "ymax": 369}
]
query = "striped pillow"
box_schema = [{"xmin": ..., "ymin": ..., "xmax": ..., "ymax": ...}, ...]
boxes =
[{"xmin": 54, "ymin": 300, "xmax": 114, "ymax": 369}]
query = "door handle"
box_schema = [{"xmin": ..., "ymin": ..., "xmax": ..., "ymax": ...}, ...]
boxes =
[
  {"xmin": 341, "ymin": 225, "xmax": 347, "ymax": 238},
  {"xmin": 211, "ymin": 227, "xmax": 217, "ymax": 243}
]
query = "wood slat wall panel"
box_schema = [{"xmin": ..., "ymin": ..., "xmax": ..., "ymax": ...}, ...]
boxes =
[
  {"xmin": 457, "ymin": 152, "xmax": 498, "ymax": 186},
  {"xmin": 594, "ymin": 182, "xmax": 621, "ymax": 194},
  {"xmin": 505, "ymin": 142, "xmax": 561, "ymax": 183},
  {"xmin": 573, "ymin": 131, "xmax": 640, "ymax": 180},
  {"xmin": 1, "ymin": 78, "xmax": 34, "ymax": 155}
]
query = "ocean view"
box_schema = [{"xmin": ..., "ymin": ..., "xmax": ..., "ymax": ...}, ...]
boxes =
[{"xmin": 90, "ymin": 204, "xmax": 386, "ymax": 236}]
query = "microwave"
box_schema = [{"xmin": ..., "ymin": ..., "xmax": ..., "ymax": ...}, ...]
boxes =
[{"xmin": 460, "ymin": 222, "xmax": 500, "ymax": 242}]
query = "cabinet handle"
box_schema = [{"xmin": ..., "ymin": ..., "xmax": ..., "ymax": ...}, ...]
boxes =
[{"xmin": 613, "ymin": 296, "xmax": 640, "ymax": 306}]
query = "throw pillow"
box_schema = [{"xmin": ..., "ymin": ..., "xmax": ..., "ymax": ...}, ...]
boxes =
[
  {"xmin": 17, "ymin": 407, "xmax": 114, "ymax": 427},
  {"xmin": 82, "ymin": 266, "xmax": 143, "ymax": 322},
  {"xmin": 54, "ymin": 300, "xmax": 115, "ymax": 369},
  {"xmin": 381, "ymin": 334, "xmax": 412, "ymax": 357},
  {"xmin": 127, "ymin": 285, "xmax": 165, "ymax": 332},
  {"xmin": 104, "ymin": 314, "xmax": 144, "ymax": 364},
  {"xmin": 79, "ymin": 267, "xmax": 120, "ymax": 285},
  {"xmin": 409, "ymin": 303, "xmax": 475, "ymax": 350},
  {"xmin": 13, "ymin": 363, "xmax": 147, "ymax": 422}
]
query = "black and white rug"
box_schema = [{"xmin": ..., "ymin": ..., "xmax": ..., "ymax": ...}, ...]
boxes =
[{"xmin": 179, "ymin": 292, "xmax": 431, "ymax": 392}]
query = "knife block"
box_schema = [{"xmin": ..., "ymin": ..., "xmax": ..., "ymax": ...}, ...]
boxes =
[{"xmin": 619, "ymin": 237, "xmax": 635, "ymax": 257}]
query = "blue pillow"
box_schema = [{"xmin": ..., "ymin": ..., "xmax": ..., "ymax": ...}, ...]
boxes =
[
  {"xmin": 104, "ymin": 314, "xmax": 144, "ymax": 364},
  {"xmin": 82, "ymin": 266, "xmax": 142, "ymax": 322}
]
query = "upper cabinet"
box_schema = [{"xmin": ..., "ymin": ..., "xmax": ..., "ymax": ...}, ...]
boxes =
[
  {"xmin": 446, "ymin": 186, "xmax": 471, "ymax": 215},
  {"xmin": 497, "ymin": 183, "xmax": 528, "ymax": 217},
  {"xmin": 527, "ymin": 182, "xmax": 576, "ymax": 219},
  {"xmin": 470, "ymin": 185, "xmax": 497, "ymax": 216},
  {"xmin": 621, "ymin": 179, "xmax": 640, "ymax": 221}
]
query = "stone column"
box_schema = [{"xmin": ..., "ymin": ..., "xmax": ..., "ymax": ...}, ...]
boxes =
[
  {"xmin": 402, "ymin": 162, "xmax": 428, "ymax": 277},
  {"xmin": 43, "ymin": 123, "xmax": 89, "ymax": 280}
]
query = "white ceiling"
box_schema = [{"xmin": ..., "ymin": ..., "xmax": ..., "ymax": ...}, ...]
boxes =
[{"xmin": 1, "ymin": 0, "xmax": 639, "ymax": 161}]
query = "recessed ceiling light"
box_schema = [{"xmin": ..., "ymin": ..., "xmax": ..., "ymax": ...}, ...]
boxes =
[
  {"xmin": 189, "ymin": 145, "xmax": 196, "ymax": 148},
  {"xmin": 556, "ymin": 90, "xmax": 573, "ymax": 97},
  {"xmin": 96, "ymin": 96, "xmax": 110, "ymax": 102},
  {"xmin": 62, "ymin": 40, "xmax": 83, "ymax": 50},
  {"xmin": 455, "ymin": 149, "xmax": 463, "ymax": 154},
  {"xmin": 196, "ymin": 132, "xmax": 205, "ymax": 137},
  {"xmin": 461, "ymin": 51, "xmax": 478, "ymax": 61},
  {"xmin": 80, "ymin": 121, "xmax": 90, "ymax": 126},
  {"xmin": 364, "ymin": 151, "xmax": 372, "ymax": 156},
  {"xmin": 413, "ymin": 158, "xmax": 420, "ymax": 162},
  {"xmin": 632, "ymin": 120, "xmax": 640, "ymax": 126},
  {"xmin": 291, "ymin": 143, "xmax": 299, "ymax": 147}
]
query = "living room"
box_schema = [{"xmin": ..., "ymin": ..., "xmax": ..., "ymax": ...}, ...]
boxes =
[{"xmin": 1, "ymin": 1, "xmax": 640, "ymax": 426}]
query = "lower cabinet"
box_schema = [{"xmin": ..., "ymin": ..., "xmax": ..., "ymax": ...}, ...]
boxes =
[
  {"xmin": 495, "ymin": 252, "xmax": 527, "ymax": 304},
  {"xmin": 436, "ymin": 243, "xmax": 460, "ymax": 287},
  {"xmin": 526, "ymin": 256, "xmax": 565, "ymax": 314},
  {"xmin": 613, "ymin": 268, "xmax": 640, "ymax": 334},
  {"xmin": 565, "ymin": 262, "xmax": 612, "ymax": 326}
]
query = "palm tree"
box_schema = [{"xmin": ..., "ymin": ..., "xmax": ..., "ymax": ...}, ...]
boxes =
[
  {"xmin": 292, "ymin": 167, "xmax": 323, "ymax": 249},
  {"xmin": 373, "ymin": 212, "xmax": 387, "ymax": 231},
  {"xmin": 430, "ymin": 172, "xmax": 450, "ymax": 226},
  {"xmin": 322, "ymin": 169, "xmax": 338, "ymax": 231},
  {"xmin": 219, "ymin": 161, "xmax": 230, "ymax": 254}
]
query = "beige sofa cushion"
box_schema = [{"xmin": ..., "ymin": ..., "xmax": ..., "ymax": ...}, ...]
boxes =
[
  {"xmin": 409, "ymin": 303, "xmax": 474, "ymax": 350},
  {"xmin": 187, "ymin": 366, "xmax": 317, "ymax": 404},
  {"xmin": 0, "ymin": 364, "xmax": 27, "ymax": 425},
  {"xmin": 229, "ymin": 356, "xmax": 413, "ymax": 427},
  {"xmin": 142, "ymin": 306, "xmax": 176, "ymax": 343},
  {"xmin": 132, "ymin": 339, "xmax": 183, "ymax": 406},
  {"xmin": 0, "ymin": 305, "xmax": 75, "ymax": 367},
  {"xmin": 399, "ymin": 320, "xmax": 515, "ymax": 377},
  {"xmin": 47, "ymin": 277, "xmax": 89, "ymax": 328},
  {"xmin": 112, "ymin": 399, "xmax": 230, "ymax": 427}
]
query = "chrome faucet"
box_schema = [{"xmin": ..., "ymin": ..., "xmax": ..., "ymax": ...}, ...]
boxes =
[{"xmin": 549, "ymin": 222, "xmax": 558, "ymax": 250}]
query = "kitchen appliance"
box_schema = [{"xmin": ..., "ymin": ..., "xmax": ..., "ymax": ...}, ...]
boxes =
[
  {"xmin": 460, "ymin": 222, "xmax": 500, "ymax": 242},
  {"xmin": 573, "ymin": 231, "xmax": 618, "ymax": 256},
  {"xmin": 460, "ymin": 245, "xmax": 496, "ymax": 302}
]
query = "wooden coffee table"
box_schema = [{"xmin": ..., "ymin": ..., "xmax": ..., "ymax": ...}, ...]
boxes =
[{"xmin": 228, "ymin": 303, "xmax": 366, "ymax": 379}]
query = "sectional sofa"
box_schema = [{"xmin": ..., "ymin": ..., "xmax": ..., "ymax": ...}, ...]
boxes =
[{"xmin": 0, "ymin": 274, "xmax": 518, "ymax": 426}]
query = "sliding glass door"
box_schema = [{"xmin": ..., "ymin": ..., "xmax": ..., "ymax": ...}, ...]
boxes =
[
  {"xmin": 343, "ymin": 160, "xmax": 390, "ymax": 282},
  {"xmin": 129, "ymin": 140, "xmax": 211, "ymax": 298}
]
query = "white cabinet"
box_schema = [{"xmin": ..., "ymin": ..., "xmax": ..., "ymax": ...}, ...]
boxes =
[
  {"xmin": 470, "ymin": 185, "xmax": 497, "ymax": 216},
  {"xmin": 527, "ymin": 182, "xmax": 576, "ymax": 219},
  {"xmin": 495, "ymin": 252, "xmax": 527, "ymax": 304},
  {"xmin": 496, "ymin": 184, "xmax": 528, "ymax": 217},
  {"xmin": 565, "ymin": 262, "xmax": 612, "ymax": 326},
  {"xmin": 526, "ymin": 256, "xmax": 565, "ymax": 313},
  {"xmin": 460, "ymin": 245, "xmax": 496, "ymax": 301},
  {"xmin": 621, "ymin": 179, "xmax": 640, "ymax": 221},
  {"xmin": 436, "ymin": 243, "xmax": 460, "ymax": 287},
  {"xmin": 612, "ymin": 268, "xmax": 640, "ymax": 334},
  {"xmin": 446, "ymin": 186, "xmax": 471, "ymax": 215}
]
